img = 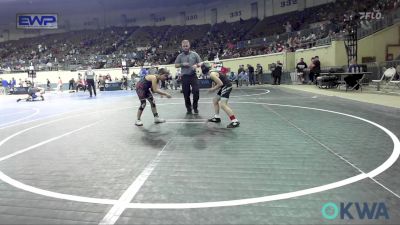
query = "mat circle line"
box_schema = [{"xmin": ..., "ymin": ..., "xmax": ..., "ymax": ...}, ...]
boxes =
[{"xmin": 0, "ymin": 102, "xmax": 397, "ymax": 209}]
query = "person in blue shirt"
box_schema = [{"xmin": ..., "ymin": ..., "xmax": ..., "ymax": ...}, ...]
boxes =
[
  {"xmin": 1, "ymin": 79, "xmax": 8, "ymax": 88},
  {"xmin": 228, "ymin": 72, "xmax": 238, "ymax": 87},
  {"xmin": 1, "ymin": 79, "xmax": 9, "ymax": 94},
  {"xmin": 10, "ymin": 77, "xmax": 16, "ymax": 90},
  {"xmin": 344, "ymin": 59, "xmax": 363, "ymax": 90}
]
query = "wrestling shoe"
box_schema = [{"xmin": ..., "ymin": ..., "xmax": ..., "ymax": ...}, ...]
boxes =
[
  {"xmin": 208, "ymin": 117, "xmax": 221, "ymax": 123},
  {"xmin": 154, "ymin": 117, "xmax": 166, "ymax": 124},
  {"xmin": 227, "ymin": 121, "xmax": 240, "ymax": 128}
]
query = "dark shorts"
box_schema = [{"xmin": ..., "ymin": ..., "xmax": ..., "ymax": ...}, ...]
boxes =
[
  {"xmin": 136, "ymin": 88, "xmax": 152, "ymax": 100},
  {"xmin": 217, "ymin": 84, "xmax": 232, "ymax": 99},
  {"xmin": 30, "ymin": 93, "xmax": 37, "ymax": 99}
]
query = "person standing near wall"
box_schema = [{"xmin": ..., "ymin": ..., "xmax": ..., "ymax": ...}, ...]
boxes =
[
  {"xmin": 175, "ymin": 40, "xmax": 202, "ymax": 115},
  {"xmin": 46, "ymin": 78, "xmax": 51, "ymax": 90},
  {"xmin": 313, "ymin": 56, "xmax": 321, "ymax": 85},
  {"xmin": 309, "ymin": 56, "xmax": 321, "ymax": 84},
  {"xmin": 256, "ymin": 63, "xmax": 263, "ymax": 85},
  {"xmin": 273, "ymin": 61, "xmax": 283, "ymax": 85},
  {"xmin": 238, "ymin": 65, "xmax": 245, "ymax": 77},
  {"xmin": 296, "ymin": 58, "xmax": 308, "ymax": 84},
  {"xmin": 247, "ymin": 64, "xmax": 255, "ymax": 86},
  {"xmin": 10, "ymin": 77, "xmax": 16, "ymax": 92},
  {"xmin": 69, "ymin": 78, "xmax": 75, "ymax": 90},
  {"xmin": 57, "ymin": 77, "xmax": 63, "ymax": 92}
]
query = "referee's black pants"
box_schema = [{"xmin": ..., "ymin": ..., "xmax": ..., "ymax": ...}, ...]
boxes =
[
  {"xmin": 86, "ymin": 79, "xmax": 96, "ymax": 97},
  {"xmin": 181, "ymin": 75, "xmax": 199, "ymax": 112}
]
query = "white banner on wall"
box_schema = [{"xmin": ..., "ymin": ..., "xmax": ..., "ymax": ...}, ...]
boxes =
[{"xmin": 273, "ymin": 0, "xmax": 299, "ymax": 15}]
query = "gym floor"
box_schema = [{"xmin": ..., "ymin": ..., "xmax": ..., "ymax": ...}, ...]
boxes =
[{"xmin": 0, "ymin": 85, "xmax": 399, "ymax": 225}]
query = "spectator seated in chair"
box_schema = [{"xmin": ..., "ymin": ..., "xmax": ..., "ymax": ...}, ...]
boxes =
[{"xmin": 344, "ymin": 59, "xmax": 363, "ymax": 90}]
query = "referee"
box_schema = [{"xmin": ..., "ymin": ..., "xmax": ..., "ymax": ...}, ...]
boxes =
[
  {"xmin": 175, "ymin": 40, "xmax": 202, "ymax": 115},
  {"xmin": 84, "ymin": 66, "xmax": 96, "ymax": 97}
]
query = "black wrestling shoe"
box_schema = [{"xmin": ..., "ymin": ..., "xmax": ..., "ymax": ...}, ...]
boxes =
[
  {"xmin": 16, "ymin": 99, "xmax": 21, "ymax": 102},
  {"xmin": 193, "ymin": 109, "xmax": 199, "ymax": 115},
  {"xmin": 186, "ymin": 111, "xmax": 192, "ymax": 115},
  {"xmin": 208, "ymin": 117, "xmax": 221, "ymax": 123},
  {"xmin": 227, "ymin": 121, "xmax": 240, "ymax": 128}
]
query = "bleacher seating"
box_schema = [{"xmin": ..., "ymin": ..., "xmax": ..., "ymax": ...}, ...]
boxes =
[{"xmin": 0, "ymin": 0, "xmax": 398, "ymax": 71}]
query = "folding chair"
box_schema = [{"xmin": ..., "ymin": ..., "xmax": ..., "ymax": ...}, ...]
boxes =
[
  {"xmin": 372, "ymin": 67, "xmax": 395, "ymax": 91},
  {"xmin": 371, "ymin": 73, "xmax": 386, "ymax": 91},
  {"xmin": 389, "ymin": 65, "xmax": 400, "ymax": 90},
  {"xmin": 346, "ymin": 73, "xmax": 365, "ymax": 92},
  {"xmin": 390, "ymin": 80, "xmax": 400, "ymax": 90}
]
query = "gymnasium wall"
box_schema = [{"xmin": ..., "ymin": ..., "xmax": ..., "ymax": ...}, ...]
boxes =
[
  {"xmin": 222, "ymin": 52, "xmax": 287, "ymax": 74},
  {"xmin": 295, "ymin": 45, "xmax": 333, "ymax": 68},
  {"xmin": 305, "ymin": 0, "xmax": 334, "ymax": 8},
  {"xmin": 358, "ymin": 23, "xmax": 400, "ymax": 63},
  {"xmin": 221, "ymin": 41, "xmax": 346, "ymax": 74},
  {"xmin": 184, "ymin": 4, "xmax": 208, "ymax": 26},
  {"xmin": 388, "ymin": 45, "xmax": 400, "ymax": 60}
]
